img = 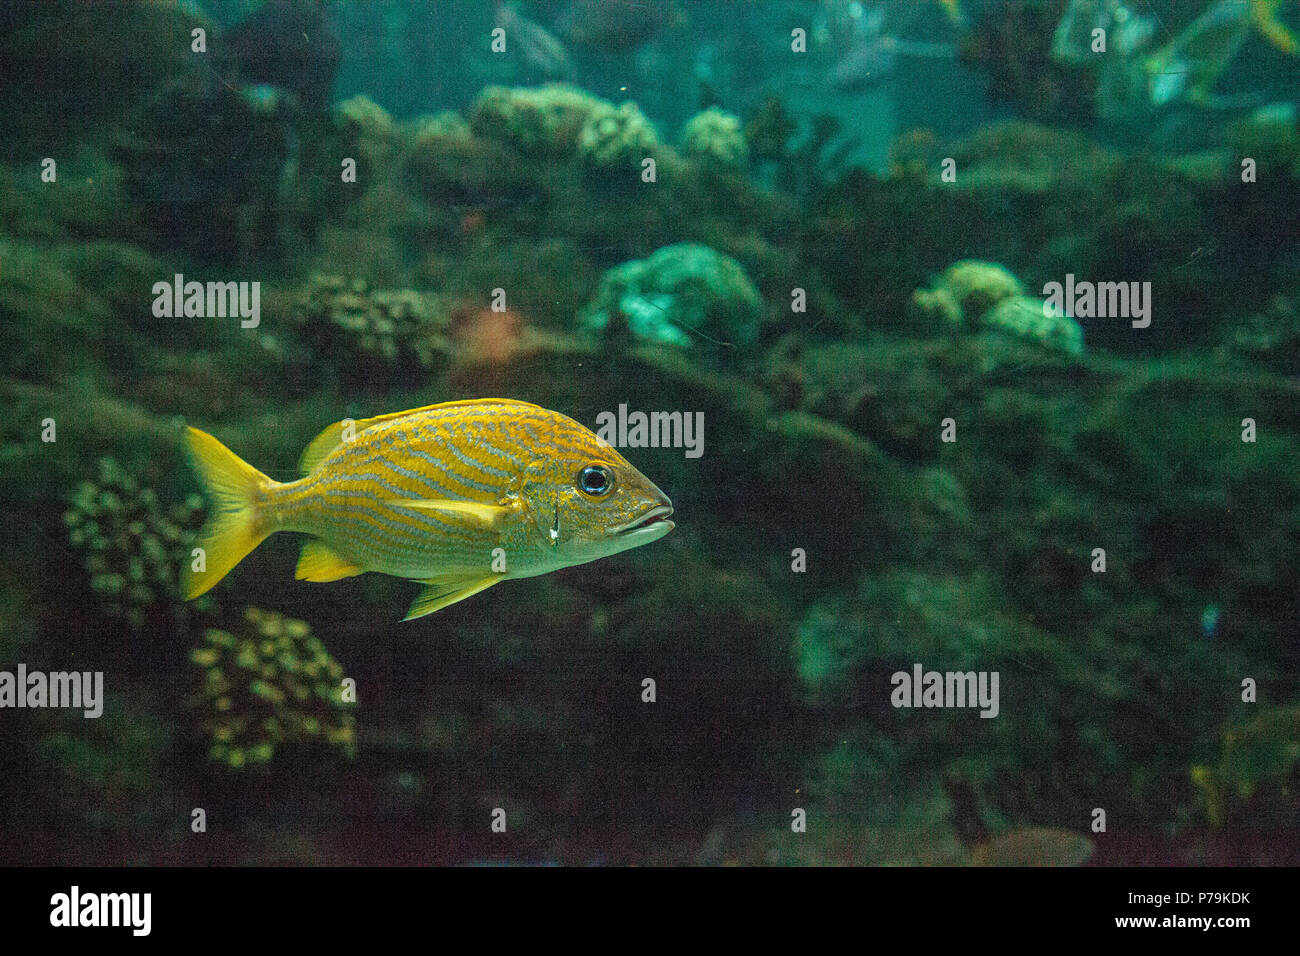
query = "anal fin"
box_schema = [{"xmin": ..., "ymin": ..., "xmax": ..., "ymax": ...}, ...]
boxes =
[
  {"xmin": 404, "ymin": 574, "xmax": 501, "ymax": 621},
  {"xmin": 296, "ymin": 539, "xmax": 365, "ymax": 583}
]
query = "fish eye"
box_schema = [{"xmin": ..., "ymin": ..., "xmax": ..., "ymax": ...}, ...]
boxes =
[{"xmin": 576, "ymin": 464, "xmax": 615, "ymax": 498}]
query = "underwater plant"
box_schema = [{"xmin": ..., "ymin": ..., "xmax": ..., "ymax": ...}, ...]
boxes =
[
  {"xmin": 1142, "ymin": 0, "xmax": 1300, "ymax": 108},
  {"xmin": 1191, "ymin": 702, "xmax": 1300, "ymax": 828},
  {"xmin": 189, "ymin": 607, "xmax": 355, "ymax": 770}
]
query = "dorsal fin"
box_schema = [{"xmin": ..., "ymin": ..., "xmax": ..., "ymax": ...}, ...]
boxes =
[
  {"xmin": 298, "ymin": 410, "xmax": 417, "ymax": 476},
  {"xmin": 297, "ymin": 399, "xmax": 547, "ymax": 476}
]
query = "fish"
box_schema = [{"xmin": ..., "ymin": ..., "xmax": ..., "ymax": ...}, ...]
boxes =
[
  {"xmin": 494, "ymin": 0, "xmax": 575, "ymax": 82},
  {"xmin": 1051, "ymin": 0, "xmax": 1155, "ymax": 65},
  {"xmin": 831, "ymin": 6, "xmax": 899, "ymax": 90},
  {"xmin": 831, "ymin": 2, "xmax": 959, "ymax": 91},
  {"xmin": 181, "ymin": 399, "xmax": 675, "ymax": 620}
]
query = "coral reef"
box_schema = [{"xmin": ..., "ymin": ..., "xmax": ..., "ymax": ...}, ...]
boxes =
[
  {"xmin": 939, "ymin": 260, "xmax": 1026, "ymax": 322},
  {"xmin": 292, "ymin": 273, "xmax": 451, "ymax": 380},
  {"xmin": 464, "ymin": 84, "xmax": 664, "ymax": 178},
  {"xmin": 911, "ymin": 262, "xmax": 1081, "ymax": 355},
  {"xmin": 403, "ymin": 119, "xmax": 532, "ymax": 211},
  {"xmin": 337, "ymin": 94, "xmax": 399, "ymax": 164},
  {"xmin": 680, "ymin": 108, "xmax": 749, "ymax": 171},
  {"xmin": 0, "ymin": 1, "xmax": 213, "ymax": 148},
  {"xmin": 7, "ymin": 698, "xmax": 175, "ymax": 861},
  {"xmin": 189, "ymin": 608, "xmax": 355, "ymax": 770},
  {"xmin": 983, "ymin": 294, "xmax": 1084, "ymax": 356},
  {"xmin": 468, "ymin": 83, "xmax": 608, "ymax": 154},
  {"xmin": 578, "ymin": 101, "xmax": 661, "ymax": 172},
  {"xmin": 408, "ymin": 109, "xmax": 472, "ymax": 143},
  {"xmin": 969, "ymin": 827, "xmax": 1094, "ymax": 867},
  {"xmin": 0, "ymin": 146, "xmax": 133, "ymax": 241},
  {"xmin": 110, "ymin": 78, "xmax": 297, "ymax": 261},
  {"xmin": 4, "ymin": 4, "xmax": 1300, "ymax": 865},
  {"xmin": 795, "ymin": 569, "xmax": 1020, "ymax": 709},
  {"xmin": 1216, "ymin": 293, "xmax": 1300, "ymax": 376},
  {"xmin": 911, "ymin": 259, "xmax": 1024, "ymax": 327},
  {"xmin": 580, "ymin": 243, "xmax": 764, "ymax": 348},
  {"xmin": 64, "ymin": 457, "xmax": 208, "ymax": 629}
]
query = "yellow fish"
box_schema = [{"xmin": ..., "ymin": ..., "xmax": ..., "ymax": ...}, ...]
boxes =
[{"xmin": 181, "ymin": 399, "xmax": 675, "ymax": 619}]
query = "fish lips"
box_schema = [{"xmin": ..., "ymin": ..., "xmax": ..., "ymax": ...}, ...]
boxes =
[{"xmin": 613, "ymin": 503, "xmax": 675, "ymax": 538}]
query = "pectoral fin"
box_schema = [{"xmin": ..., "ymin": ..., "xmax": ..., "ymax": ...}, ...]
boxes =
[
  {"xmin": 387, "ymin": 498, "xmax": 513, "ymax": 526},
  {"xmin": 296, "ymin": 539, "xmax": 365, "ymax": 582},
  {"xmin": 404, "ymin": 574, "xmax": 502, "ymax": 620}
]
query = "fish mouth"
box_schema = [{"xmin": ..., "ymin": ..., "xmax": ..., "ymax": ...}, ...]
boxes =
[{"xmin": 615, "ymin": 504, "xmax": 675, "ymax": 536}]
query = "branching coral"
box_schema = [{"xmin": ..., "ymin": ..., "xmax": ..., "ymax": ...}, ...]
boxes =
[
  {"xmin": 64, "ymin": 457, "xmax": 208, "ymax": 629},
  {"xmin": 189, "ymin": 607, "xmax": 355, "ymax": 769},
  {"xmin": 293, "ymin": 272, "xmax": 450, "ymax": 373}
]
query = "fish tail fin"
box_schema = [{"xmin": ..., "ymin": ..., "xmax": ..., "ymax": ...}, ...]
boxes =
[{"xmin": 182, "ymin": 426, "xmax": 276, "ymax": 600}]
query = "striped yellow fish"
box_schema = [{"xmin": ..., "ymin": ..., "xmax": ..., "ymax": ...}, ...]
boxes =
[{"xmin": 181, "ymin": 399, "xmax": 674, "ymax": 620}]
